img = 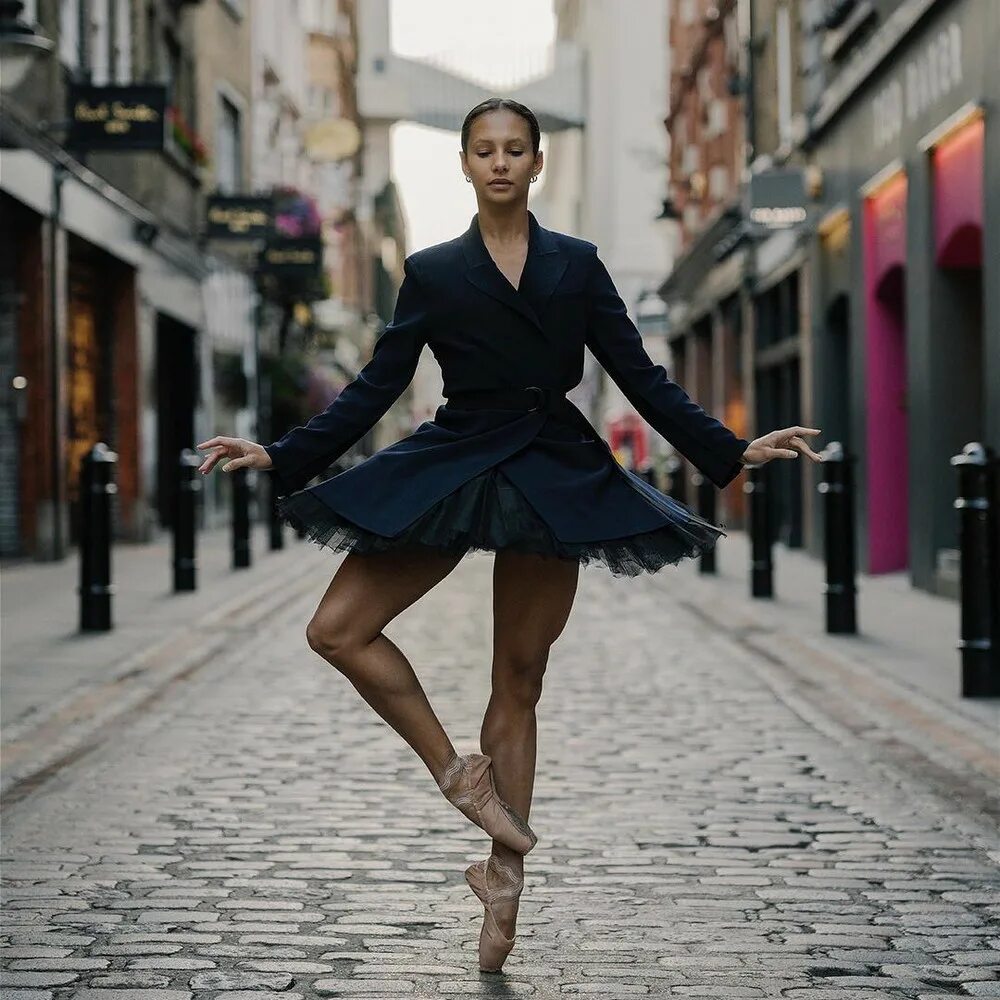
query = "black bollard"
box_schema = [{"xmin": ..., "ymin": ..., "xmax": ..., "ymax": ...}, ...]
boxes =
[
  {"xmin": 174, "ymin": 449, "xmax": 201, "ymax": 592},
  {"xmin": 693, "ymin": 471, "xmax": 716, "ymax": 574},
  {"xmin": 232, "ymin": 466, "xmax": 252, "ymax": 568},
  {"xmin": 745, "ymin": 463, "xmax": 773, "ymax": 597},
  {"xmin": 817, "ymin": 441, "xmax": 857, "ymax": 634},
  {"xmin": 79, "ymin": 443, "xmax": 118, "ymax": 631},
  {"xmin": 665, "ymin": 454, "xmax": 685, "ymax": 505},
  {"xmin": 268, "ymin": 471, "xmax": 285, "ymax": 551},
  {"xmin": 951, "ymin": 442, "xmax": 1000, "ymax": 697}
]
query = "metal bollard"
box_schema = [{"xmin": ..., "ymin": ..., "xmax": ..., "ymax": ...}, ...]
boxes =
[
  {"xmin": 79, "ymin": 442, "xmax": 118, "ymax": 631},
  {"xmin": 232, "ymin": 466, "xmax": 252, "ymax": 568},
  {"xmin": 693, "ymin": 471, "xmax": 716, "ymax": 574},
  {"xmin": 744, "ymin": 463, "xmax": 773, "ymax": 597},
  {"xmin": 951, "ymin": 442, "xmax": 1000, "ymax": 697},
  {"xmin": 665, "ymin": 454, "xmax": 685, "ymax": 504},
  {"xmin": 268, "ymin": 472, "xmax": 285, "ymax": 551},
  {"xmin": 817, "ymin": 441, "xmax": 857, "ymax": 633},
  {"xmin": 174, "ymin": 449, "xmax": 201, "ymax": 592}
]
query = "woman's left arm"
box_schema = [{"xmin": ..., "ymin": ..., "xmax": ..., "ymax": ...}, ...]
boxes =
[{"xmin": 584, "ymin": 248, "xmax": 751, "ymax": 489}]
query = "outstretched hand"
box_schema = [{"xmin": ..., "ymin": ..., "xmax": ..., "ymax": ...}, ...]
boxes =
[
  {"xmin": 195, "ymin": 436, "xmax": 273, "ymax": 475},
  {"xmin": 741, "ymin": 426, "xmax": 823, "ymax": 467}
]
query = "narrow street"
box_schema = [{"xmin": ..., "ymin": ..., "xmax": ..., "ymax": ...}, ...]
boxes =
[{"xmin": 3, "ymin": 550, "xmax": 998, "ymax": 998}]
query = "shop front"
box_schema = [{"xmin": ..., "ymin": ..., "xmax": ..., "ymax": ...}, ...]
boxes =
[{"xmin": 807, "ymin": 0, "xmax": 999, "ymax": 595}]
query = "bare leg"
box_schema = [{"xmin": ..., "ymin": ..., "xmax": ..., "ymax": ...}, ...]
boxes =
[
  {"xmin": 480, "ymin": 550, "xmax": 580, "ymax": 935},
  {"xmin": 305, "ymin": 543, "xmax": 464, "ymax": 785}
]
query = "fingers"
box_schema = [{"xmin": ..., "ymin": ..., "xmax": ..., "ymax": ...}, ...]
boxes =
[
  {"xmin": 196, "ymin": 436, "xmax": 232, "ymax": 450},
  {"xmin": 196, "ymin": 446, "xmax": 226, "ymax": 474},
  {"xmin": 789, "ymin": 435, "xmax": 824, "ymax": 462}
]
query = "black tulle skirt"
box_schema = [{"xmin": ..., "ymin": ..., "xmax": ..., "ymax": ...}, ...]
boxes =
[{"xmin": 273, "ymin": 463, "xmax": 725, "ymax": 578}]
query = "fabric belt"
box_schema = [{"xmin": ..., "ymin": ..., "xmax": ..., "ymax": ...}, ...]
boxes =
[
  {"xmin": 445, "ymin": 386, "xmax": 569, "ymax": 414},
  {"xmin": 443, "ymin": 386, "xmax": 598, "ymax": 441}
]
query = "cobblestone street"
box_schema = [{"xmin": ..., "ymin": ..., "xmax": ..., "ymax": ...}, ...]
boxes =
[{"xmin": 3, "ymin": 549, "xmax": 999, "ymax": 998}]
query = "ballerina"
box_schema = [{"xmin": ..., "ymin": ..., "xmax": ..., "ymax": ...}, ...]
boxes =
[{"xmin": 197, "ymin": 96, "xmax": 823, "ymax": 973}]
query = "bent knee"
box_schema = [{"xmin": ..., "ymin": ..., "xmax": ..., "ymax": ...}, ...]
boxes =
[{"xmin": 305, "ymin": 614, "xmax": 370, "ymax": 667}]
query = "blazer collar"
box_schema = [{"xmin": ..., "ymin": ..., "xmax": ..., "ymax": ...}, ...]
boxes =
[{"xmin": 460, "ymin": 209, "xmax": 569, "ymax": 339}]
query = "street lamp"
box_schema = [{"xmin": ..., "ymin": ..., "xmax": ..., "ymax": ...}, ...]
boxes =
[{"xmin": 0, "ymin": 1, "xmax": 53, "ymax": 92}]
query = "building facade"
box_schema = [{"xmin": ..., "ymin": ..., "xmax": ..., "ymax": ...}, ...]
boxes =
[{"xmin": 802, "ymin": 0, "xmax": 1000, "ymax": 596}]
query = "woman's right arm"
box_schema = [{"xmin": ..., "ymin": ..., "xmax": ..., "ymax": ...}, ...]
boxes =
[{"xmin": 261, "ymin": 255, "xmax": 431, "ymax": 494}]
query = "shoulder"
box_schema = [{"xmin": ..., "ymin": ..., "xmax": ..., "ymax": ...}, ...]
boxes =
[
  {"xmin": 404, "ymin": 235, "xmax": 463, "ymax": 276},
  {"xmin": 550, "ymin": 229, "xmax": 599, "ymax": 257}
]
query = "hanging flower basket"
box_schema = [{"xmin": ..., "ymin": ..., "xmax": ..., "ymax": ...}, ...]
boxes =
[{"xmin": 166, "ymin": 105, "xmax": 210, "ymax": 167}]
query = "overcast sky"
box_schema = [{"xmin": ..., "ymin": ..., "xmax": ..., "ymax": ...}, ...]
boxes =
[{"xmin": 389, "ymin": 0, "xmax": 556, "ymax": 251}]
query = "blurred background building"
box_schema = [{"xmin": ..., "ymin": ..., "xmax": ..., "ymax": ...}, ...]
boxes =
[{"xmin": 1, "ymin": 0, "xmax": 997, "ymax": 606}]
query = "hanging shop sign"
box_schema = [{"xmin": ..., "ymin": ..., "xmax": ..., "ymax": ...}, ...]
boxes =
[
  {"xmin": 257, "ymin": 242, "xmax": 323, "ymax": 283},
  {"xmin": 745, "ymin": 168, "xmax": 808, "ymax": 232},
  {"xmin": 205, "ymin": 195, "xmax": 273, "ymax": 241},
  {"xmin": 67, "ymin": 84, "xmax": 166, "ymax": 151}
]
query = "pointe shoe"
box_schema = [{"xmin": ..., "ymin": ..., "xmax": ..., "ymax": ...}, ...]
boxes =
[
  {"xmin": 464, "ymin": 855, "xmax": 524, "ymax": 972},
  {"xmin": 438, "ymin": 753, "xmax": 537, "ymax": 855}
]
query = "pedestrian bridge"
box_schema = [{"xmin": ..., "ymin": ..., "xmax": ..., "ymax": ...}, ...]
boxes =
[{"xmin": 356, "ymin": 4, "xmax": 585, "ymax": 132}]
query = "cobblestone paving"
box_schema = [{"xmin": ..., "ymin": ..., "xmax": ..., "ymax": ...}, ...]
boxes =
[{"xmin": 3, "ymin": 552, "xmax": 999, "ymax": 998}]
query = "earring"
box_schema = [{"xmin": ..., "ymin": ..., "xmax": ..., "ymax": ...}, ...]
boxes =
[
  {"xmin": 465, "ymin": 176, "xmax": 471, "ymax": 182},
  {"xmin": 530, "ymin": 175, "xmax": 538, "ymax": 182}
]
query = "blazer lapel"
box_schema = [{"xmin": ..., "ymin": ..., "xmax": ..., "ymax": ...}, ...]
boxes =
[{"xmin": 460, "ymin": 210, "xmax": 569, "ymax": 342}]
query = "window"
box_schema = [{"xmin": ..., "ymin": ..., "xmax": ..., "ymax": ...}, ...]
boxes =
[
  {"xmin": 60, "ymin": 0, "xmax": 80, "ymax": 70},
  {"xmin": 705, "ymin": 99, "xmax": 728, "ymax": 138},
  {"xmin": 216, "ymin": 94, "xmax": 242, "ymax": 194},
  {"xmin": 20, "ymin": 0, "xmax": 38, "ymax": 24},
  {"xmin": 90, "ymin": 0, "xmax": 110, "ymax": 85},
  {"xmin": 708, "ymin": 165, "xmax": 729, "ymax": 200},
  {"xmin": 113, "ymin": 0, "xmax": 132, "ymax": 82},
  {"xmin": 163, "ymin": 30, "xmax": 181, "ymax": 99},
  {"xmin": 145, "ymin": 3, "xmax": 157, "ymax": 79}
]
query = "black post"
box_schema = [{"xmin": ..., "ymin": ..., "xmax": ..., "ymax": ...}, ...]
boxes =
[
  {"xmin": 693, "ymin": 471, "xmax": 717, "ymax": 574},
  {"xmin": 79, "ymin": 442, "xmax": 117, "ymax": 631},
  {"xmin": 817, "ymin": 441, "xmax": 857, "ymax": 633},
  {"xmin": 745, "ymin": 463, "xmax": 773, "ymax": 597},
  {"xmin": 665, "ymin": 454, "xmax": 685, "ymax": 504},
  {"xmin": 233, "ymin": 466, "xmax": 251, "ymax": 568},
  {"xmin": 174, "ymin": 448, "xmax": 200, "ymax": 592},
  {"xmin": 951, "ymin": 442, "xmax": 1000, "ymax": 697},
  {"xmin": 268, "ymin": 472, "xmax": 285, "ymax": 550}
]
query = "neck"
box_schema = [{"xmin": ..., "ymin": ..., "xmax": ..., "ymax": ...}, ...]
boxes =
[{"xmin": 476, "ymin": 204, "xmax": 530, "ymax": 244}]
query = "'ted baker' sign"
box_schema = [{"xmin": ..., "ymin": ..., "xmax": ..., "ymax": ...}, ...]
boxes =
[{"xmin": 872, "ymin": 22, "xmax": 963, "ymax": 150}]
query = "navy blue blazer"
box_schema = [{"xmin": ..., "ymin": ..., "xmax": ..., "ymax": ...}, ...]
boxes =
[{"xmin": 263, "ymin": 210, "xmax": 750, "ymax": 545}]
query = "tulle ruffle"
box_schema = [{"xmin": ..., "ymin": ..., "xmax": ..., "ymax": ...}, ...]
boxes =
[{"xmin": 274, "ymin": 464, "xmax": 725, "ymax": 578}]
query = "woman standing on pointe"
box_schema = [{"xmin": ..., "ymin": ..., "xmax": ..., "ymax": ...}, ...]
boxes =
[{"xmin": 197, "ymin": 98, "xmax": 823, "ymax": 974}]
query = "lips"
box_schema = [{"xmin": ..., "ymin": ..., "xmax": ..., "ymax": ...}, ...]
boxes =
[{"xmin": 489, "ymin": 180, "xmax": 512, "ymax": 187}]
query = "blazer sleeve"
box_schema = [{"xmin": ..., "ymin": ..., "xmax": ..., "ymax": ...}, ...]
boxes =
[
  {"xmin": 584, "ymin": 248, "xmax": 750, "ymax": 490},
  {"xmin": 263, "ymin": 255, "xmax": 430, "ymax": 495}
]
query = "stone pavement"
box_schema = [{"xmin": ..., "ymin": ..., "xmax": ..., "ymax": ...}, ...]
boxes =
[
  {"xmin": 2, "ymin": 544, "xmax": 999, "ymax": 997},
  {"xmin": 1, "ymin": 524, "xmax": 321, "ymax": 801}
]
